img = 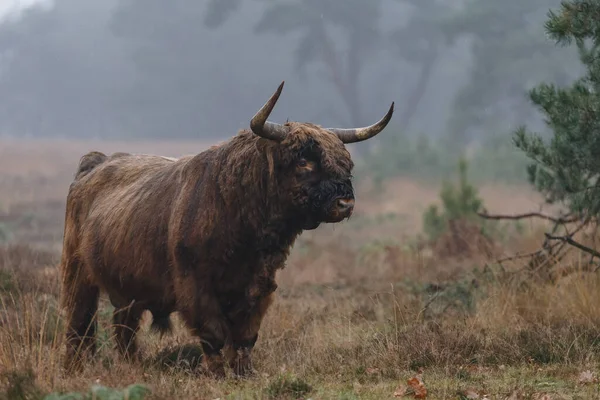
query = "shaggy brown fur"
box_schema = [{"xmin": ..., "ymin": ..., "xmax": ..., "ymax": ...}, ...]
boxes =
[{"xmin": 59, "ymin": 122, "xmax": 359, "ymax": 377}]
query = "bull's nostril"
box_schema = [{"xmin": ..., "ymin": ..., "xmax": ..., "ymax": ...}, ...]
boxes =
[{"xmin": 337, "ymin": 198, "xmax": 355, "ymax": 212}]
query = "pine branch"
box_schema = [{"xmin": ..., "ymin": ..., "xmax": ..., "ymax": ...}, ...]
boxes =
[
  {"xmin": 494, "ymin": 242, "xmax": 563, "ymax": 264},
  {"xmin": 477, "ymin": 210, "xmax": 578, "ymax": 224},
  {"xmin": 544, "ymin": 231, "xmax": 600, "ymax": 258},
  {"xmin": 487, "ymin": 216, "xmax": 590, "ymax": 276}
]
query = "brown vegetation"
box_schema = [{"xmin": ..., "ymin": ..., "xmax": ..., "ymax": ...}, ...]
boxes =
[{"xmin": 1, "ymin": 138, "xmax": 598, "ymax": 399}]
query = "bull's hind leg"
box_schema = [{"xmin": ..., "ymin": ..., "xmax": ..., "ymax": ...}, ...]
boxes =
[
  {"xmin": 63, "ymin": 278, "xmax": 100, "ymax": 373},
  {"xmin": 226, "ymin": 292, "xmax": 275, "ymax": 377},
  {"xmin": 111, "ymin": 301, "xmax": 143, "ymax": 361}
]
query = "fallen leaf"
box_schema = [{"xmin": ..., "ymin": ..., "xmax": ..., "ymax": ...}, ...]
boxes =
[
  {"xmin": 366, "ymin": 367, "xmax": 380, "ymax": 376},
  {"xmin": 393, "ymin": 384, "xmax": 408, "ymax": 398},
  {"xmin": 407, "ymin": 371, "xmax": 427, "ymax": 399},
  {"xmin": 504, "ymin": 390, "xmax": 520, "ymax": 400},
  {"xmin": 578, "ymin": 370, "xmax": 598, "ymax": 385},
  {"xmin": 461, "ymin": 388, "xmax": 480, "ymax": 399}
]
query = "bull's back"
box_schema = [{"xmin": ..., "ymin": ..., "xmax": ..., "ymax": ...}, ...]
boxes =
[{"xmin": 66, "ymin": 153, "xmax": 188, "ymax": 302}]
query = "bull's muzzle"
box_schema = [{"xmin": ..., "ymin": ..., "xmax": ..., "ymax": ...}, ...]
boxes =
[{"xmin": 325, "ymin": 197, "xmax": 355, "ymax": 222}]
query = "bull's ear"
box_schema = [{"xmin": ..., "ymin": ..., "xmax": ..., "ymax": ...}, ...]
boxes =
[
  {"xmin": 327, "ymin": 102, "xmax": 394, "ymax": 143},
  {"xmin": 250, "ymin": 81, "xmax": 290, "ymax": 141}
]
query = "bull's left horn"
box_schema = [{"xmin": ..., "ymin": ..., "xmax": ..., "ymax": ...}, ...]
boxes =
[
  {"xmin": 250, "ymin": 81, "xmax": 290, "ymax": 141},
  {"xmin": 328, "ymin": 102, "xmax": 395, "ymax": 144}
]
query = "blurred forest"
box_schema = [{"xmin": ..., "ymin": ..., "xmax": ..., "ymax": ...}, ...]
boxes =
[{"xmin": 0, "ymin": 1, "xmax": 584, "ymax": 162}]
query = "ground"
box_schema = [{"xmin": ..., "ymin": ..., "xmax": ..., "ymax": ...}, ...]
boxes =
[{"xmin": 0, "ymin": 138, "xmax": 599, "ymax": 399}]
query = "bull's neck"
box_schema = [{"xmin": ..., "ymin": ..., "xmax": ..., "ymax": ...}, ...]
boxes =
[{"xmin": 215, "ymin": 138, "xmax": 304, "ymax": 251}]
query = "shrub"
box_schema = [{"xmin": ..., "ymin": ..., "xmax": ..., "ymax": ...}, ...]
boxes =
[
  {"xmin": 0, "ymin": 369, "xmax": 45, "ymax": 400},
  {"xmin": 421, "ymin": 159, "xmax": 504, "ymax": 259},
  {"xmin": 422, "ymin": 158, "xmax": 483, "ymax": 238},
  {"xmin": 264, "ymin": 374, "xmax": 313, "ymax": 399}
]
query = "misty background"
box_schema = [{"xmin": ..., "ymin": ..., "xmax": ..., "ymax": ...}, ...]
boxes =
[{"xmin": 0, "ymin": 0, "xmax": 584, "ymax": 155}]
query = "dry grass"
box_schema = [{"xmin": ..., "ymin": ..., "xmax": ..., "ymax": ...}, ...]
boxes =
[{"xmin": 0, "ymin": 139, "xmax": 599, "ymax": 399}]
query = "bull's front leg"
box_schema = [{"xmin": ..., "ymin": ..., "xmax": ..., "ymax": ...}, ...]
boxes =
[
  {"xmin": 174, "ymin": 245, "xmax": 232, "ymax": 378},
  {"xmin": 197, "ymin": 293, "xmax": 232, "ymax": 377},
  {"xmin": 224, "ymin": 259, "xmax": 280, "ymax": 377},
  {"xmin": 178, "ymin": 282, "xmax": 233, "ymax": 377},
  {"xmin": 225, "ymin": 291, "xmax": 276, "ymax": 377}
]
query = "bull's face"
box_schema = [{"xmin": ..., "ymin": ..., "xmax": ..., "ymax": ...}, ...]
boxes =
[
  {"xmin": 249, "ymin": 82, "xmax": 394, "ymax": 230},
  {"xmin": 279, "ymin": 128, "xmax": 356, "ymax": 230}
]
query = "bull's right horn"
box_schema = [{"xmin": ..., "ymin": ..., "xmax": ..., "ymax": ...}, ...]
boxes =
[
  {"xmin": 327, "ymin": 102, "xmax": 395, "ymax": 143},
  {"xmin": 250, "ymin": 81, "xmax": 290, "ymax": 141}
]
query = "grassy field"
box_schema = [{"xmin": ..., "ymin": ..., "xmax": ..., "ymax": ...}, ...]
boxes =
[{"xmin": 1, "ymin": 139, "xmax": 599, "ymax": 399}]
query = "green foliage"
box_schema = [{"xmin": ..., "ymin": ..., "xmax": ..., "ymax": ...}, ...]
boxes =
[
  {"xmin": 422, "ymin": 159, "xmax": 484, "ymax": 242},
  {"xmin": 0, "ymin": 369, "xmax": 45, "ymax": 400},
  {"xmin": 264, "ymin": 374, "xmax": 313, "ymax": 399},
  {"xmin": 44, "ymin": 384, "xmax": 150, "ymax": 400},
  {"xmin": 0, "ymin": 367, "xmax": 147, "ymax": 400},
  {"xmin": 514, "ymin": 0, "xmax": 600, "ymax": 217},
  {"xmin": 0, "ymin": 269, "xmax": 15, "ymax": 293},
  {"xmin": 356, "ymin": 131, "xmax": 530, "ymax": 185}
]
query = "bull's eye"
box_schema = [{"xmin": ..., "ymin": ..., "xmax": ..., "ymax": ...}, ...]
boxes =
[{"xmin": 296, "ymin": 158, "xmax": 316, "ymax": 175}]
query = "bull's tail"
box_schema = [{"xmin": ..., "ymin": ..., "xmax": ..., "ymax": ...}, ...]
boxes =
[
  {"xmin": 60, "ymin": 151, "xmax": 107, "ymax": 309},
  {"xmin": 74, "ymin": 151, "xmax": 108, "ymax": 180}
]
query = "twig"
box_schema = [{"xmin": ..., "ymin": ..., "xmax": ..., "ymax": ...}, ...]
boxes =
[
  {"xmin": 478, "ymin": 210, "xmax": 578, "ymax": 224},
  {"xmin": 417, "ymin": 291, "xmax": 442, "ymax": 319},
  {"xmin": 495, "ymin": 243, "xmax": 561, "ymax": 264},
  {"xmin": 544, "ymin": 232, "xmax": 600, "ymax": 258},
  {"xmin": 491, "ymin": 219, "xmax": 587, "ymax": 276}
]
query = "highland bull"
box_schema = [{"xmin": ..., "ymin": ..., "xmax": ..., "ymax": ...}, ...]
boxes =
[{"xmin": 59, "ymin": 82, "xmax": 394, "ymax": 377}]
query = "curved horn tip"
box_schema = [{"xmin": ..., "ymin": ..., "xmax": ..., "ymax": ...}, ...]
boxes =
[
  {"xmin": 384, "ymin": 102, "xmax": 394, "ymax": 122},
  {"xmin": 358, "ymin": 101, "xmax": 395, "ymax": 138},
  {"xmin": 265, "ymin": 81, "xmax": 285, "ymax": 106},
  {"xmin": 249, "ymin": 80, "xmax": 289, "ymax": 141},
  {"xmin": 386, "ymin": 102, "xmax": 395, "ymax": 118},
  {"xmin": 271, "ymin": 81, "xmax": 285, "ymax": 100},
  {"xmin": 329, "ymin": 101, "xmax": 395, "ymax": 143}
]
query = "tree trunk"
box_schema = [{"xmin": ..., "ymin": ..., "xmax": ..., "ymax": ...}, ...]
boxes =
[
  {"xmin": 398, "ymin": 46, "xmax": 439, "ymax": 133},
  {"xmin": 318, "ymin": 25, "xmax": 370, "ymax": 156}
]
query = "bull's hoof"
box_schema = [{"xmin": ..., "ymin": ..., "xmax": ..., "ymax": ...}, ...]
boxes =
[
  {"xmin": 202, "ymin": 354, "xmax": 226, "ymax": 379},
  {"xmin": 229, "ymin": 349, "xmax": 255, "ymax": 378},
  {"xmin": 232, "ymin": 364, "xmax": 256, "ymax": 379}
]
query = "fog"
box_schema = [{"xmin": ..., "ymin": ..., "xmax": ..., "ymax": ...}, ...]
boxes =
[{"xmin": 0, "ymin": 0, "xmax": 584, "ymax": 148}]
